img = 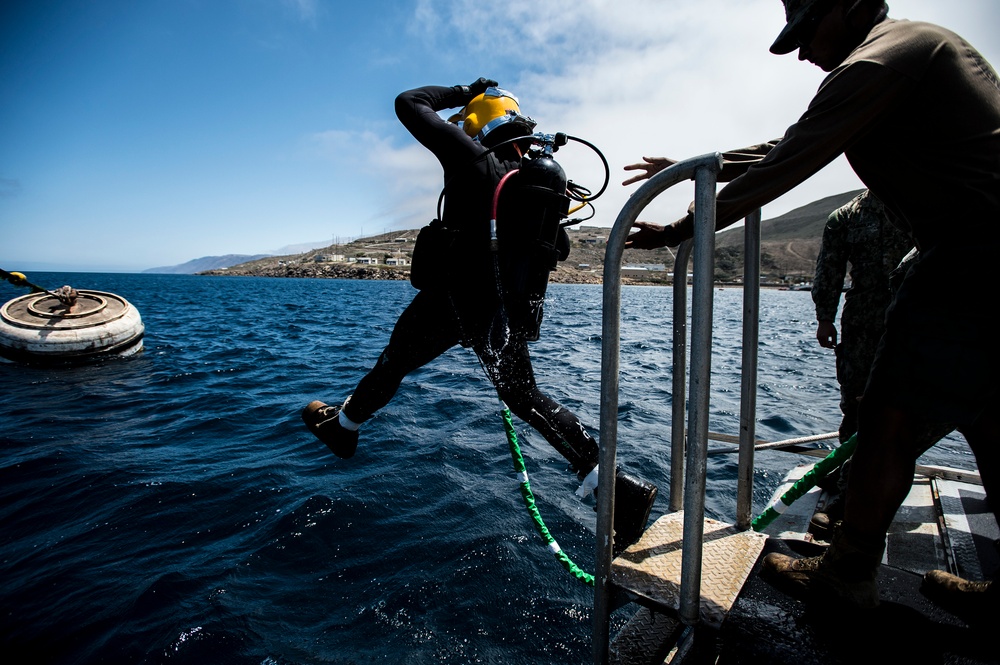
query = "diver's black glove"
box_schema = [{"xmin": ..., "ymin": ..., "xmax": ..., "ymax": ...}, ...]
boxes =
[{"xmin": 456, "ymin": 77, "xmax": 498, "ymax": 96}]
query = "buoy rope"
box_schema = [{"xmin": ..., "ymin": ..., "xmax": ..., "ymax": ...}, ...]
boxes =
[
  {"xmin": 1, "ymin": 268, "xmax": 76, "ymax": 306},
  {"xmin": 500, "ymin": 402, "xmax": 595, "ymax": 586},
  {"xmin": 751, "ymin": 432, "xmax": 858, "ymax": 532}
]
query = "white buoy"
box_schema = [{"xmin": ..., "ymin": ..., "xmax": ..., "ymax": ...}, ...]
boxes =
[{"xmin": 0, "ymin": 289, "xmax": 144, "ymax": 365}]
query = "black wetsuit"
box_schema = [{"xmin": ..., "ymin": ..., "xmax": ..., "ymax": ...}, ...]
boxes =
[{"xmin": 341, "ymin": 84, "xmax": 599, "ymax": 477}]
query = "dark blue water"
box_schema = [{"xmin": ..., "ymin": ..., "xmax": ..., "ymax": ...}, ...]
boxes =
[{"xmin": 0, "ymin": 273, "xmax": 973, "ymax": 664}]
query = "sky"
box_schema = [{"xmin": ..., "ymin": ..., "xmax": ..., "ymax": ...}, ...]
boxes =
[{"xmin": 2, "ymin": 1, "xmax": 998, "ymax": 273}]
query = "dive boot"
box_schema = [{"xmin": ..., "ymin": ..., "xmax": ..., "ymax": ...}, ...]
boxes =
[
  {"xmin": 302, "ymin": 400, "xmax": 359, "ymax": 459},
  {"xmin": 761, "ymin": 523, "xmax": 882, "ymax": 609},
  {"xmin": 920, "ymin": 570, "xmax": 997, "ymax": 626},
  {"xmin": 612, "ymin": 469, "xmax": 658, "ymax": 555}
]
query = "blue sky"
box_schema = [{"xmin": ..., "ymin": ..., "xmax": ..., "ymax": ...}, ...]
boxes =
[{"xmin": 2, "ymin": 0, "xmax": 998, "ymax": 272}]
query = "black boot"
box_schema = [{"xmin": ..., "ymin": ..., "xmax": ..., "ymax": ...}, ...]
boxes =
[
  {"xmin": 808, "ymin": 493, "xmax": 844, "ymax": 540},
  {"xmin": 302, "ymin": 400, "xmax": 359, "ymax": 459},
  {"xmin": 612, "ymin": 469, "xmax": 657, "ymax": 555}
]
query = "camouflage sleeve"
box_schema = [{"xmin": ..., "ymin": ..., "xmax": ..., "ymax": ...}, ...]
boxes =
[{"xmin": 812, "ymin": 205, "xmax": 851, "ymax": 322}]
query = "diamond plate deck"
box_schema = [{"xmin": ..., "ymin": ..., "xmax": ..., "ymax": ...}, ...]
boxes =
[{"xmin": 609, "ymin": 512, "xmax": 768, "ymax": 629}]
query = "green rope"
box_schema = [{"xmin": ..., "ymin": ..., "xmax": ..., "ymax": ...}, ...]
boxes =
[
  {"xmin": 751, "ymin": 432, "xmax": 858, "ymax": 532},
  {"xmin": 500, "ymin": 404, "xmax": 594, "ymax": 586}
]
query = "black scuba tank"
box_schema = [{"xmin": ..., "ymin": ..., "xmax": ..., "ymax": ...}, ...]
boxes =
[{"xmin": 496, "ymin": 147, "xmax": 571, "ymax": 341}]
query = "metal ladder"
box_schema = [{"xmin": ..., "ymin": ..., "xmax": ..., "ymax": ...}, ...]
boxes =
[{"xmin": 592, "ymin": 153, "xmax": 769, "ymax": 663}]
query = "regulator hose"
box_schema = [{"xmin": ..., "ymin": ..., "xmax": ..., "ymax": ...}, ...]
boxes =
[
  {"xmin": 471, "ymin": 131, "xmax": 611, "ymax": 206},
  {"xmin": 563, "ymin": 134, "xmax": 610, "ymax": 203}
]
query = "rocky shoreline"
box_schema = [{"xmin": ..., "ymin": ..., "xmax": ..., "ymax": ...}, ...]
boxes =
[
  {"xmin": 195, "ymin": 263, "xmax": 804, "ymax": 289},
  {"xmin": 201, "ymin": 263, "xmax": 410, "ymax": 281},
  {"xmin": 201, "ymin": 262, "xmax": 616, "ymax": 285}
]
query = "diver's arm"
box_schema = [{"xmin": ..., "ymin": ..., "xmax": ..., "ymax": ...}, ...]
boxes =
[{"xmin": 395, "ymin": 85, "xmax": 482, "ymax": 166}]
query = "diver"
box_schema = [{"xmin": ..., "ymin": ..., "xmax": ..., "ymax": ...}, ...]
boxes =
[{"xmin": 302, "ymin": 79, "xmax": 657, "ymax": 554}]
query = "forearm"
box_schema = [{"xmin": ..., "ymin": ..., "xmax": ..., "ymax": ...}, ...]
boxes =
[
  {"xmin": 394, "ymin": 84, "xmax": 479, "ymax": 163},
  {"xmin": 717, "ymin": 140, "xmax": 781, "ymax": 181},
  {"xmin": 715, "ymin": 62, "xmax": 908, "ymax": 231}
]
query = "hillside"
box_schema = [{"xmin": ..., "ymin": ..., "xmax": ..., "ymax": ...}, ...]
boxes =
[
  {"xmin": 198, "ymin": 190, "xmax": 867, "ymax": 286},
  {"xmin": 714, "ymin": 188, "xmax": 864, "ymax": 279},
  {"xmin": 145, "ymin": 254, "xmax": 273, "ymax": 274}
]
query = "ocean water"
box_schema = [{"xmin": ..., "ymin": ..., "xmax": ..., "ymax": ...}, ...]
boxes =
[{"xmin": 0, "ymin": 273, "xmax": 974, "ymax": 664}]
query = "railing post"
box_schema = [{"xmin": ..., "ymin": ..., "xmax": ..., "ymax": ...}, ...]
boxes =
[
  {"xmin": 593, "ymin": 153, "xmax": 722, "ymax": 665},
  {"xmin": 669, "ymin": 240, "xmax": 692, "ymax": 513},
  {"xmin": 736, "ymin": 209, "xmax": 761, "ymax": 529},
  {"xmin": 677, "ymin": 165, "xmax": 718, "ymax": 625}
]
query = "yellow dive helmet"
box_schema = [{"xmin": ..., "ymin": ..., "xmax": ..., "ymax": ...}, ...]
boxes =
[{"xmin": 456, "ymin": 87, "xmax": 536, "ymax": 144}]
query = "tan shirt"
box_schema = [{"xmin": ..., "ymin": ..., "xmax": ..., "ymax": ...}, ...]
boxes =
[{"xmin": 714, "ymin": 18, "xmax": 1000, "ymax": 251}]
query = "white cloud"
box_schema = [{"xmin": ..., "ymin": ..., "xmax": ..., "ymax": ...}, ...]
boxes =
[
  {"xmin": 307, "ymin": 126, "xmax": 444, "ymax": 229},
  {"xmin": 376, "ymin": 0, "xmax": 999, "ymax": 231}
]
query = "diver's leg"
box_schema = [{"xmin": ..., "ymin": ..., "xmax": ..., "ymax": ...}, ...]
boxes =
[
  {"xmin": 304, "ymin": 290, "xmax": 460, "ymax": 457},
  {"xmin": 478, "ymin": 334, "xmax": 656, "ymax": 552},
  {"xmin": 476, "ymin": 334, "xmax": 598, "ymax": 475},
  {"xmin": 345, "ymin": 290, "xmax": 460, "ymax": 421}
]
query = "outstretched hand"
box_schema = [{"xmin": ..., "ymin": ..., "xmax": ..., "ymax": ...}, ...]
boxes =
[
  {"xmin": 622, "ymin": 156, "xmax": 678, "ymax": 186},
  {"xmin": 625, "ymin": 215, "xmax": 694, "ymax": 250},
  {"xmin": 624, "ymin": 220, "xmax": 668, "ymax": 250}
]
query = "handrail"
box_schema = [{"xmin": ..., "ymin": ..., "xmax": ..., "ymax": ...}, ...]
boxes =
[
  {"xmin": 736, "ymin": 209, "xmax": 761, "ymax": 529},
  {"xmin": 677, "ymin": 161, "xmax": 720, "ymax": 625},
  {"xmin": 669, "ymin": 239, "xmax": 692, "ymax": 514},
  {"xmin": 593, "ymin": 152, "xmax": 722, "ymax": 664},
  {"xmin": 592, "ymin": 152, "xmax": 773, "ymax": 663}
]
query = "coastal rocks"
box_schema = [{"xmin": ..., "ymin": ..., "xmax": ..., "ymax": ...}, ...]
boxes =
[
  {"xmin": 201, "ymin": 263, "xmax": 409, "ymax": 281},
  {"xmin": 201, "ymin": 261, "xmax": 606, "ymax": 284}
]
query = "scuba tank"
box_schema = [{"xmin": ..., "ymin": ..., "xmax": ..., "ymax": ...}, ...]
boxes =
[{"xmin": 495, "ymin": 133, "xmax": 571, "ymax": 341}]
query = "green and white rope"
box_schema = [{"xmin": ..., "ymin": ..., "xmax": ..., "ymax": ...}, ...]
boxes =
[
  {"xmin": 500, "ymin": 403, "xmax": 594, "ymax": 586},
  {"xmin": 751, "ymin": 432, "xmax": 858, "ymax": 532}
]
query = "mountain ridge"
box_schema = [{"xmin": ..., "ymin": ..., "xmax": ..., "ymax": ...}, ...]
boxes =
[{"xmin": 184, "ymin": 189, "xmax": 869, "ymax": 285}]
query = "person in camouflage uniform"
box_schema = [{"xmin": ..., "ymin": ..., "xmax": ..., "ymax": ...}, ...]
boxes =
[
  {"xmin": 808, "ymin": 190, "xmax": 913, "ymax": 536},
  {"xmin": 812, "ymin": 190, "xmax": 913, "ymax": 445},
  {"xmin": 810, "ymin": 190, "xmax": 955, "ymax": 539}
]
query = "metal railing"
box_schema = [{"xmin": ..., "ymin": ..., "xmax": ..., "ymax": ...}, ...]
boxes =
[{"xmin": 592, "ymin": 152, "xmax": 765, "ymax": 663}]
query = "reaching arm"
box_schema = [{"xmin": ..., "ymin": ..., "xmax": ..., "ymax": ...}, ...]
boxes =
[
  {"xmin": 621, "ymin": 140, "xmax": 781, "ymax": 186},
  {"xmin": 625, "ymin": 61, "xmax": 913, "ymax": 249}
]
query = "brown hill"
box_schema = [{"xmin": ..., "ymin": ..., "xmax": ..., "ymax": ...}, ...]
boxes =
[
  {"xmin": 561, "ymin": 188, "xmax": 864, "ymax": 285},
  {"xmin": 201, "ymin": 190, "xmax": 866, "ymax": 285},
  {"xmin": 714, "ymin": 188, "xmax": 865, "ymax": 282}
]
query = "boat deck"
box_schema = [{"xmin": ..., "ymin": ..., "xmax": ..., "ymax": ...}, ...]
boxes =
[{"xmin": 608, "ymin": 465, "xmax": 999, "ymax": 665}]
